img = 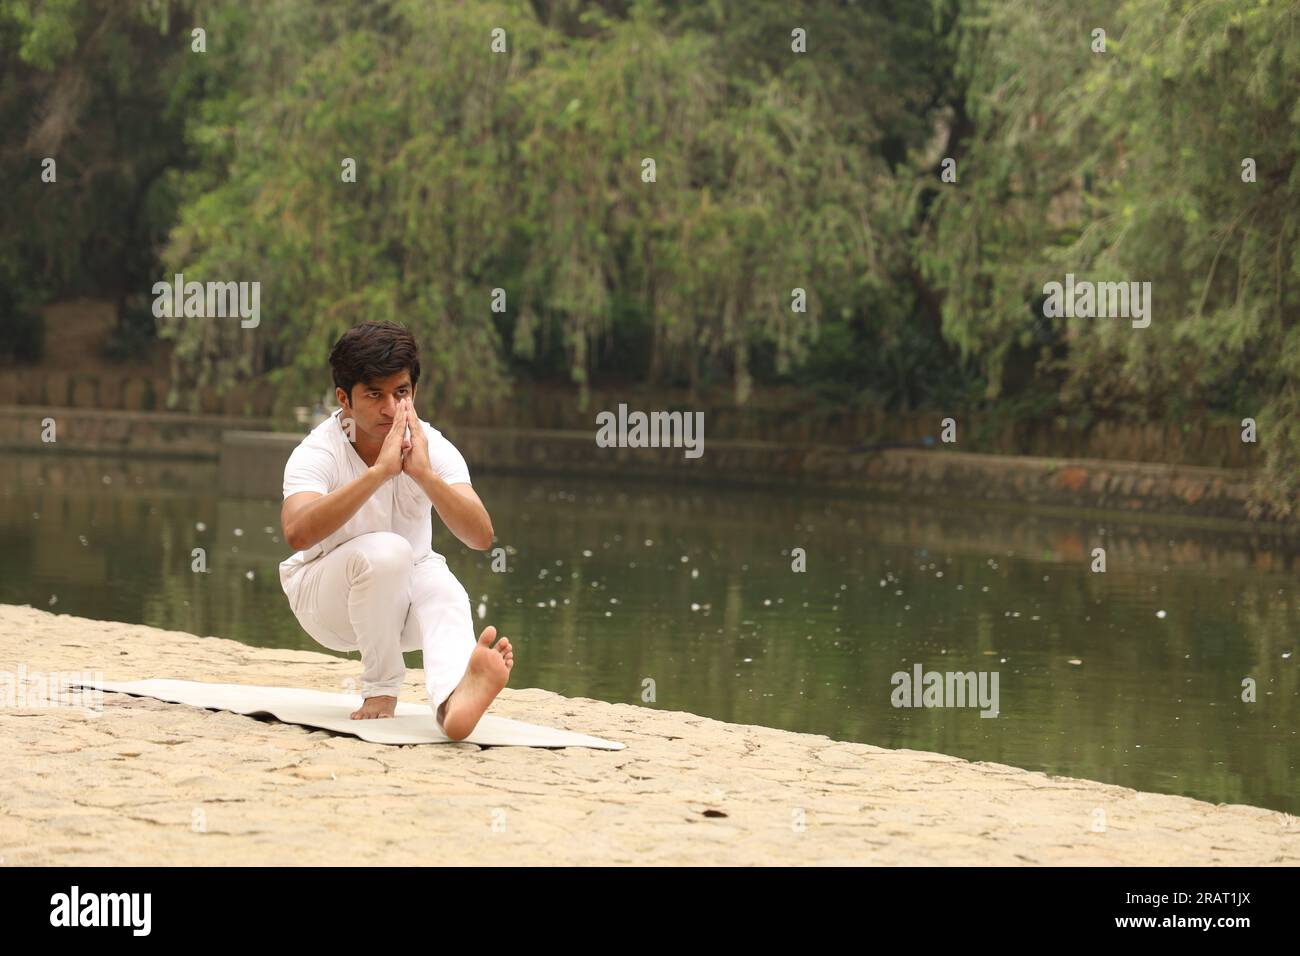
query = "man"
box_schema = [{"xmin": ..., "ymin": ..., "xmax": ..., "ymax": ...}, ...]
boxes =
[{"xmin": 278, "ymin": 320, "xmax": 513, "ymax": 740}]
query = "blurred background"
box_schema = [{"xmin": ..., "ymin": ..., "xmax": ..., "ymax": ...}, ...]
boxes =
[{"xmin": 1, "ymin": 1, "xmax": 1297, "ymax": 812}]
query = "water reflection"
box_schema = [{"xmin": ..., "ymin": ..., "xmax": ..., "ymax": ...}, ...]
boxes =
[{"xmin": 2, "ymin": 452, "xmax": 1296, "ymax": 813}]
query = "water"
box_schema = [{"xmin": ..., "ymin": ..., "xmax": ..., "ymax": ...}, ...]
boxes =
[{"xmin": 2, "ymin": 452, "xmax": 1297, "ymax": 813}]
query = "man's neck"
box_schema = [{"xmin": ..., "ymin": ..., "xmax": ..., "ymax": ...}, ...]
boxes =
[
  {"xmin": 339, "ymin": 413, "xmax": 383, "ymax": 469},
  {"xmin": 352, "ymin": 438, "xmax": 382, "ymax": 469}
]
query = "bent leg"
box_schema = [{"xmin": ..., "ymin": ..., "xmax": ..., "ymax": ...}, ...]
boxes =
[
  {"xmin": 291, "ymin": 532, "xmax": 415, "ymax": 700},
  {"xmin": 400, "ymin": 554, "xmax": 476, "ymax": 728}
]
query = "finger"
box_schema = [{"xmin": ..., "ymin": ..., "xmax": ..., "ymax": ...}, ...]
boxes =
[
  {"xmin": 384, "ymin": 404, "xmax": 407, "ymax": 447},
  {"xmin": 408, "ymin": 405, "xmax": 428, "ymax": 446}
]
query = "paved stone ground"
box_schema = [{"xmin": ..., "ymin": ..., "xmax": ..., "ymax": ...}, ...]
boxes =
[{"xmin": 2, "ymin": 604, "xmax": 1297, "ymax": 865}]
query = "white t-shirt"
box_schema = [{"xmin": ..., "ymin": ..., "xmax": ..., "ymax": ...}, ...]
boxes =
[{"xmin": 278, "ymin": 408, "xmax": 472, "ymax": 606}]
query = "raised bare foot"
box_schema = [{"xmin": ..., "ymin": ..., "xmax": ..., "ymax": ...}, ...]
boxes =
[
  {"xmin": 351, "ymin": 694, "xmax": 397, "ymax": 719},
  {"xmin": 437, "ymin": 625, "xmax": 513, "ymax": 740}
]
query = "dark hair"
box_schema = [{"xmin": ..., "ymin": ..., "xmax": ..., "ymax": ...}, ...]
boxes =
[{"xmin": 328, "ymin": 321, "xmax": 421, "ymax": 401}]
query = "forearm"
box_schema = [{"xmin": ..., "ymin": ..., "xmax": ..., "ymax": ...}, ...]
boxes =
[
  {"xmin": 286, "ymin": 468, "xmax": 387, "ymax": 551},
  {"xmin": 412, "ymin": 468, "xmax": 494, "ymax": 550}
]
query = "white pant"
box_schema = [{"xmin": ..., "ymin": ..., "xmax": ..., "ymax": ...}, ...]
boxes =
[{"xmin": 287, "ymin": 531, "xmax": 475, "ymax": 727}]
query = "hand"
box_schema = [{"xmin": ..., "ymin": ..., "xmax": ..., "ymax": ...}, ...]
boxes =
[
  {"xmin": 401, "ymin": 399, "xmax": 433, "ymax": 479},
  {"xmin": 372, "ymin": 400, "xmax": 409, "ymax": 479}
]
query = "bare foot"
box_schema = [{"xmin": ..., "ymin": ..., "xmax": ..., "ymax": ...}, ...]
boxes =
[
  {"xmin": 437, "ymin": 626, "xmax": 513, "ymax": 740},
  {"xmin": 351, "ymin": 695, "xmax": 397, "ymax": 719}
]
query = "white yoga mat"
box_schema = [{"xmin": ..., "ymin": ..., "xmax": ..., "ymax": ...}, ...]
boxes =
[{"xmin": 73, "ymin": 678, "xmax": 625, "ymax": 749}]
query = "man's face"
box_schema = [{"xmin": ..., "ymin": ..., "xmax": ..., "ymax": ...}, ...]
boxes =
[{"xmin": 337, "ymin": 370, "xmax": 414, "ymax": 442}]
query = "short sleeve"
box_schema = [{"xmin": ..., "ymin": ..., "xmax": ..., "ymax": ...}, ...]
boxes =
[
  {"xmin": 283, "ymin": 439, "xmax": 335, "ymax": 499},
  {"xmin": 428, "ymin": 426, "xmax": 471, "ymax": 486}
]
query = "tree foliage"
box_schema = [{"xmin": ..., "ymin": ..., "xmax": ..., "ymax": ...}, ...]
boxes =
[
  {"xmin": 3, "ymin": 0, "xmax": 1299, "ymax": 507},
  {"xmin": 918, "ymin": 0, "xmax": 1299, "ymax": 509}
]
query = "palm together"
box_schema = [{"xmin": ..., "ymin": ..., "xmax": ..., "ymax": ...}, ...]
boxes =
[{"xmin": 380, "ymin": 398, "xmax": 431, "ymax": 478}]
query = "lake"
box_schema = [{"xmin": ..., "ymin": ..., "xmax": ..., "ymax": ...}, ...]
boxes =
[{"xmin": 3, "ymin": 451, "xmax": 1297, "ymax": 814}]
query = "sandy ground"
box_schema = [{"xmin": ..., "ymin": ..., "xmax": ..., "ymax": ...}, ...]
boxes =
[{"xmin": 2, "ymin": 603, "xmax": 1298, "ymax": 866}]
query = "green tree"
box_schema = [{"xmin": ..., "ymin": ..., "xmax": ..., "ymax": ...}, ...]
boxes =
[{"xmin": 0, "ymin": 0, "xmax": 199, "ymax": 357}]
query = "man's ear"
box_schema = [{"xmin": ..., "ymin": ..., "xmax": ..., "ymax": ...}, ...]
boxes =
[{"xmin": 335, "ymin": 388, "xmax": 355, "ymax": 442}]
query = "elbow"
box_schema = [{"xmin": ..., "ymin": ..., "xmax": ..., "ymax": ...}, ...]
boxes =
[
  {"xmin": 284, "ymin": 525, "xmax": 305, "ymax": 552},
  {"xmin": 476, "ymin": 524, "xmax": 495, "ymax": 551}
]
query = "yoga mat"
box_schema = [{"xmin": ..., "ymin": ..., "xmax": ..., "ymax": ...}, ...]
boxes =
[{"xmin": 70, "ymin": 678, "xmax": 626, "ymax": 749}]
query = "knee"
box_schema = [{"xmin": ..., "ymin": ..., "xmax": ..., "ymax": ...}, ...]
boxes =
[{"xmin": 350, "ymin": 533, "xmax": 414, "ymax": 578}]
